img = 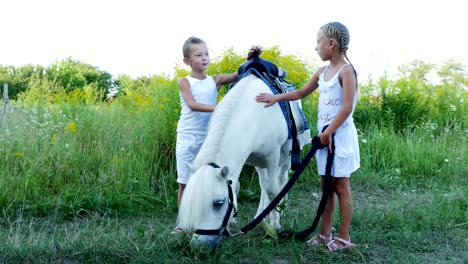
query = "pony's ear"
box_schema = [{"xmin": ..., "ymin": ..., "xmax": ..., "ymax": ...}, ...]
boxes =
[{"xmin": 220, "ymin": 166, "xmax": 229, "ymax": 178}]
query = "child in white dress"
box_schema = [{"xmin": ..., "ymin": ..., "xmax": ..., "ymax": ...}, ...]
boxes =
[
  {"xmin": 256, "ymin": 22, "xmax": 359, "ymax": 251},
  {"xmin": 174, "ymin": 37, "xmax": 238, "ymax": 232}
]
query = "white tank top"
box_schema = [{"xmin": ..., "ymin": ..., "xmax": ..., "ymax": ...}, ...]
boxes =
[
  {"xmin": 177, "ymin": 75, "xmax": 218, "ymax": 135},
  {"xmin": 317, "ymin": 64, "xmax": 356, "ymax": 131}
]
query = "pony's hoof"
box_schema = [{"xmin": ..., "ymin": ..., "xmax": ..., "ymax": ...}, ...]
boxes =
[{"xmin": 278, "ymin": 230, "xmax": 295, "ymax": 239}]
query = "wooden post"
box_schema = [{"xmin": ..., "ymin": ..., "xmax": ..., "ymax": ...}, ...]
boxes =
[{"xmin": 1, "ymin": 83, "xmax": 8, "ymax": 129}]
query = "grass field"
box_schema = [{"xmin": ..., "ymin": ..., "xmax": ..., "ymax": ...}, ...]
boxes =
[
  {"xmin": 0, "ymin": 175, "xmax": 466, "ymax": 263},
  {"xmin": 1, "ymin": 91, "xmax": 466, "ymax": 263}
]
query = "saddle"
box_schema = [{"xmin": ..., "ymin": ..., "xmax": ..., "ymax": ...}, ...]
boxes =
[{"xmin": 238, "ymin": 53, "xmax": 287, "ymax": 79}]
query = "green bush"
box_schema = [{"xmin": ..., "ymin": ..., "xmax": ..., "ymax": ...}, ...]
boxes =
[{"xmin": 0, "ymin": 48, "xmax": 466, "ymax": 218}]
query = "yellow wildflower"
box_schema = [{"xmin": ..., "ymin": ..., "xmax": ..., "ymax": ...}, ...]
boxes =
[
  {"xmin": 113, "ymin": 156, "xmax": 121, "ymax": 164},
  {"xmin": 51, "ymin": 133, "xmax": 57, "ymax": 144},
  {"xmin": 65, "ymin": 122, "xmax": 78, "ymax": 133}
]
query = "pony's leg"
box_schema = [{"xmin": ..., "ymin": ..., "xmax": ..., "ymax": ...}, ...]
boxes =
[
  {"xmin": 255, "ymin": 165, "xmax": 282, "ymax": 230},
  {"xmin": 279, "ymin": 149, "xmax": 291, "ymax": 187},
  {"xmin": 276, "ymin": 160, "xmax": 291, "ymax": 215},
  {"xmin": 256, "ymin": 149, "xmax": 291, "ymax": 230},
  {"xmin": 230, "ymin": 179, "xmax": 240, "ymax": 225}
]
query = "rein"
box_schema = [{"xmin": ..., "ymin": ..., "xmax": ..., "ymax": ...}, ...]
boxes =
[
  {"xmin": 237, "ymin": 132, "xmax": 334, "ymax": 241},
  {"xmin": 195, "ymin": 128, "xmax": 334, "ymax": 242},
  {"xmin": 281, "ymin": 133, "xmax": 335, "ymax": 241}
]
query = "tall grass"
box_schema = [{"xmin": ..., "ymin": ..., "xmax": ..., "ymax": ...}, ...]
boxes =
[
  {"xmin": 356, "ymin": 123, "xmax": 466, "ymax": 187},
  {"xmin": 1, "ymin": 84, "xmax": 466, "ymax": 220},
  {"xmin": 0, "ymin": 73, "xmax": 467, "ymax": 262},
  {"xmin": 1, "ymin": 97, "xmax": 179, "ymax": 218}
]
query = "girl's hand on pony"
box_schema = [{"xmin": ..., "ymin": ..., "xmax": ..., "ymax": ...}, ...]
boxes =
[{"xmin": 255, "ymin": 93, "xmax": 277, "ymax": 107}]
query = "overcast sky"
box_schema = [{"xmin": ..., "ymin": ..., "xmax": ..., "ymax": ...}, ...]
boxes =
[{"xmin": 1, "ymin": 0, "xmax": 467, "ymax": 82}]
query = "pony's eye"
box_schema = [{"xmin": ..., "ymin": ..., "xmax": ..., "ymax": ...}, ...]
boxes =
[{"xmin": 213, "ymin": 199, "xmax": 225, "ymax": 209}]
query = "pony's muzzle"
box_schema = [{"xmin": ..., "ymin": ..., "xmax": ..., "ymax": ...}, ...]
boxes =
[{"xmin": 190, "ymin": 234, "xmax": 221, "ymax": 251}]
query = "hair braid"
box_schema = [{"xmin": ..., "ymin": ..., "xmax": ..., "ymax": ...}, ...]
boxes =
[{"xmin": 321, "ymin": 22, "xmax": 359, "ymax": 92}]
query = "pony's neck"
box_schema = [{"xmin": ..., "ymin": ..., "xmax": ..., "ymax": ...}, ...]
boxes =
[
  {"xmin": 193, "ymin": 86, "xmax": 250, "ymax": 181},
  {"xmin": 194, "ymin": 132, "xmax": 248, "ymax": 181}
]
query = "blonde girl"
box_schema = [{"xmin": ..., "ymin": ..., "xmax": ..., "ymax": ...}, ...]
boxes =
[{"xmin": 256, "ymin": 22, "xmax": 360, "ymax": 251}]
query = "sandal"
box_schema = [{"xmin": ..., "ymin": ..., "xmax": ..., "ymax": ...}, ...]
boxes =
[
  {"xmin": 327, "ymin": 237, "xmax": 356, "ymax": 251},
  {"xmin": 306, "ymin": 233, "xmax": 332, "ymax": 246},
  {"xmin": 170, "ymin": 227, "xmax": 184, "ymax": 235}
]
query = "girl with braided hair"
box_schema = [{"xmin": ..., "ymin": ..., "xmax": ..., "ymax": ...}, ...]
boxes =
[{"xmin": 256, "ymin": 22, "xmax": 359, "ymax": 251}]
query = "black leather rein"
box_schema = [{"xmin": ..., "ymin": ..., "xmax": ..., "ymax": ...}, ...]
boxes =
[{"xmin": 195, "ymin": 129, "xmax": 334, "ymax": 242}]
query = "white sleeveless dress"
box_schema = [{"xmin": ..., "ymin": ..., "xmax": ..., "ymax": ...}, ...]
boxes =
[
  {"xmin": 176, "ymin": 75, "xmax": 218, "ymax": 184},
  {"xmin": 315, "ymin": 65, "xmax": 360, "ymax": 177},
  {"xmin": 176, "ymin": 75, "xmax": 217, "ymax": 135}
]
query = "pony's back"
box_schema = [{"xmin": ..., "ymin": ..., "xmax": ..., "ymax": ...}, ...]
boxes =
[{"xmin": 193, "ymin": 74, "xmax": 289, "ymax": 171}]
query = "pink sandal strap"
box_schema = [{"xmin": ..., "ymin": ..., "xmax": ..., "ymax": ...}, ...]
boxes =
[
  {"xmin": 306, "ymin": 233, "xmax": 332, "ymax": 246},
  {"xmin": 327, "ymin": 237, "xmax": 356, "ymax": 251}
]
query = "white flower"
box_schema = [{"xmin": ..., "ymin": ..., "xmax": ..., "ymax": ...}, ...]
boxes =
[{"xmin": 361, "ymin": 139, "xmax": 367, "ymax": 144}]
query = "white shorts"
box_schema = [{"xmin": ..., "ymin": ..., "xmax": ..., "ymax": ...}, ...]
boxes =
[
  {"xmin": 175, "ymin": 133, "xmax": 206, "ymax": 184},
  {"xmin": 316, "ymin": 124, "xmax": 360, "ymax": 177}
]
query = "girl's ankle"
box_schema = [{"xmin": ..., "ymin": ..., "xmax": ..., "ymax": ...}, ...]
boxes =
[{"xmin": 337, "ymin": 234, "xmax": 350, "ymax": 241}]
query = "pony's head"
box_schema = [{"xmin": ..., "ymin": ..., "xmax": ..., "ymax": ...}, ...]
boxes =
[{"xmin": 177, "ymin": 163, "xmax": 237, "ymax": 250}]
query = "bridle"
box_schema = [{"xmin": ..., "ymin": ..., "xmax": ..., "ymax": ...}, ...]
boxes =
[{"xmin": 193, "ymin": 162, "xmax": 238, "ymax": 237}]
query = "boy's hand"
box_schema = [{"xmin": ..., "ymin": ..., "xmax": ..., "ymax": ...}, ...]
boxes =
[{"xmin": 247, "ymin": 45, "xmax": 263, "ymax": 60}]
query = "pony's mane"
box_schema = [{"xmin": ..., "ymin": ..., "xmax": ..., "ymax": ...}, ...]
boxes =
[
  {"xmin": 192, "ymin": 78, "xmax": 248, "ymax": 168},
  {"xmin": 178, "ymin": 78, "xmax": 257, "ymax": 230},
  {"xmin": 176, "ymin": 168, "xmax": 218, "ymax": 230}
]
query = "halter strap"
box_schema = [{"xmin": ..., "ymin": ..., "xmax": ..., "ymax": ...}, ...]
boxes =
[
  {"xmin": 194, "ymin": 179, "xmax": 237, "ymax": 237},
  {"xmin": 208, "ymin": 162, "xmax": 220, "ymax": 168}
]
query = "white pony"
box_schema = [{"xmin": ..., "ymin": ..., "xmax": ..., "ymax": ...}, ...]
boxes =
[{"xmin": 177, "ymin": 73, "xmax": 292, "ymax": 250}]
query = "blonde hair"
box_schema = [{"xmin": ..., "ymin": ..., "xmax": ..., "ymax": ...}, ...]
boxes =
[
  {"xmin": 182, "ymin": 36, "xmax": 206, "ymax": 58},
  {"xmin": 320, "ymin": 22, "xmax": 354, "ymax": 65},
  {"xmin": 320, "ymin": 22, "xmax": 358, "ymax": 90}
]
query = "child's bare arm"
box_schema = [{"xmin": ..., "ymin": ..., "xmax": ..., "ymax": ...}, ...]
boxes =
[
  {"xmin": 179, "ymin": 78, "xmax": 215, "ymax": 112},
  {"xmin": 256, "ymin": 67, "xmax": 323, "ymax": 107},
  {"xmin": 213, "ymin": 46, "xmax": 264, "ymax": 89},
  {"xmin": 213, "ymin": 72, "xmax": 238, "ymax": 89}
]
